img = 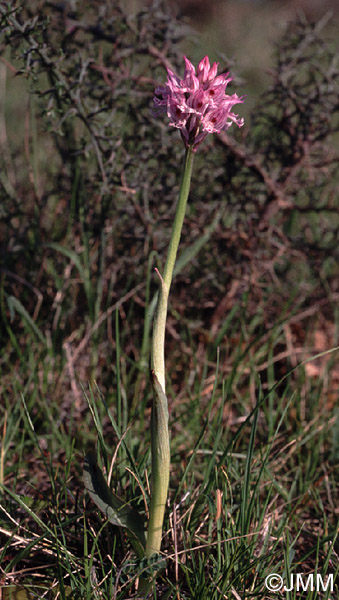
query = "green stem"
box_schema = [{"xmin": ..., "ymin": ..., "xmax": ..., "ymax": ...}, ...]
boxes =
[
  {"xmin": 151, "ymin": 146, "xmax": 195, "ymax": 393},
  {"xmin": 145, "ymin": 370, "xmax": 170, "ymax": 559},
  {"xmin": 146, "ymin": 146, "xmax": 194, "ymax": 559}
]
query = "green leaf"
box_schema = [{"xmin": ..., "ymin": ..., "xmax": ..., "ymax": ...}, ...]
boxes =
[
  {"xmin": 174, "ymin": 209, "xmax": 222, "ymax": 277},
  {"xmin": 7, "ymin": 296, "xmax": 46, "ymax": 346},
  {"xmin": 44, "ymin": 242, "xmax": 85, "ymax": 277},
  {"xmin": 83, "ymin": 453, "xmax": 146, "ymax": 556}
]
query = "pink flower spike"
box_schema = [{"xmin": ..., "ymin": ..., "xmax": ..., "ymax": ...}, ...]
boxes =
[{"xmin": 153, "ymin": 55, "xmax": 244, "ymax": 150}]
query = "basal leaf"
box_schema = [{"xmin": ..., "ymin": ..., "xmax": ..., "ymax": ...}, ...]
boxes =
[{"xmin": 83, "ymin": 453, "xmax": 146, "ymax": 555}]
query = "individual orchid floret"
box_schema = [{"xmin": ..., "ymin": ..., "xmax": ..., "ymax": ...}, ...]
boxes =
[{"xmin": 153, "ymin": 55, "xmax": 244, "ymax": 150}]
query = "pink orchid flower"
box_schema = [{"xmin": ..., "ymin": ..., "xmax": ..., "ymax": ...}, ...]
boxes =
[{"xmin": 153, "ymin": 56, "xmax": 244, "ymax": 150}]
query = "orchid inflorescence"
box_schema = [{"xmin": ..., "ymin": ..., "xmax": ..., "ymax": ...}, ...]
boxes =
[{"xmin": 153, "ymin": 55, "xmax": 244, "ymax": 150}]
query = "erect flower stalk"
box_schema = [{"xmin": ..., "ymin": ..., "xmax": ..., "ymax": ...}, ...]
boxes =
[
  {"xmin": 151, "ymin": 146, "xmax": 195, "ymax": 395},
  {"xmin": 146, "ymin": 146, "xmax": 194, "ymax": 558}
]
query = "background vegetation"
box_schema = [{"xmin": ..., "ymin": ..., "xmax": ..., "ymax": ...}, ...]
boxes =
[{"xmin": 0, "ymin": 1, "xmax": 338, "ymax": 598}]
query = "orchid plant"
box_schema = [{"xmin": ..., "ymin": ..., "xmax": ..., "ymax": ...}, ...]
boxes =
[
  {"xmin": 84, "ymin": 54, "xmax": 244, "ymax": 580},
  {"xmin": 148, "ymin": 55, "xmax": 244, "ymax": 557}
]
